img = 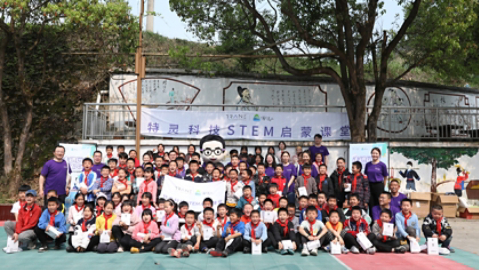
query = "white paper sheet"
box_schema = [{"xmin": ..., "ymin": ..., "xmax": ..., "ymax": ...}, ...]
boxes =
[
  {"xmin": 427, "ymin": 237, "xmax": 439, "ymax": 255},
  {"xmin": 262, "ymin": 211, "xmax": 275, "ymax": 223},
  {"xmin": 306, "ymin": 240, "xmax": 321, "ymax": 250},
  {"xmin": 282, "ymin": 240, "xmax": 293, "ymax": 250},
  {"xmin": 356, "ymin": 232, "xmax": 373, "ymax": 250},
  {"xmin": 330, "ymin": 242, "xmax": 342, "ymax": 255},
  {"xmin": 6, "ymin": 237, "xmax": 19, "ymax": 252},
  {"xmin": 121, "ymin": 213, "xmax": 131, "ymax": 226},
  {"xmin": 383, "ymin": 223, "xmax": 394, "ymax": 237},
  {"xmin": 298, "ymin": 187, "xmax": 308, "ymax": 196},
  {"xmin": 156, "ymin": 210, "xmax": 165, "ymax": 222},
  {"xmin": 344, "ymin": 183, "xmax": 352, "ymax": 192},
  {"xmin": 252, "ymin": 242, "xmax": 262, "ymax": 255},
  {"xmin": 100, "ymin": 230, "xmax": 111, "ymax": 243},
  {"xmin": 202, "ymin": 226, "xmax": 213, "ymax": 241}
]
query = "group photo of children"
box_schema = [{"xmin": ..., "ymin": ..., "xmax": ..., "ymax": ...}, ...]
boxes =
[{"xmin": 3, "ymin": 133, "xmax": 454, "ymax": 259}]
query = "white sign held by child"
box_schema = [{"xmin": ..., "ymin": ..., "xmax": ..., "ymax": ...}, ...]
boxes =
[
  {"xmin": 202, "ymin": 226, "xmax": 213, "ymax": 241},
  {"xmin": 234, "ymin": 188, "xmax": 243, "ymax": 199},
  {"xmin": 100, "ymin": 230, "xmax": 111, "ymax": 243},
  {"xmin": 344, "ymin": 183, "xmax": 352, "ymax": 192},
  {"xmin": 252, "ymin": 242, "xmax": 262, "ymax": 255},
  {"xmin": 121, "ymin": 214, "xmax": 131, "ymax": 226},
  {"xmin": 330, "ymin": 242, "xmax": 342, "ymax": 255},
  {"xmin": 427, "ymin": 238, "xmax": 439, "ymax": 255},
  {"xmin": 262, "ymin": 211, "xmax": 275, "ymax": 224},
  {"xmin": 282, "ymin": 240, "xmax": 293, "ymax": 250},
  {"xmin": 6, "ymin": 237, "xmax": 19, "ymax": 253},
  {"xmin": 46, "ymin": 227, "xmax": 61, "ymax": 239},
  {"xmin": 410, "ymin": 238, "xmax": 421, "ymax": 253},
  {"xmin": 137, "ymin": 233, "xmax": 146, "ymax": 243},
  {"xmin": 306, "ymin": 240, "xmax": 321, "ymax": 250},
  {"xmin": 298, "ymin": 187, "xmax": 308, "ymax": 196},
  {"xmin": 156, "ymin": 210, "xmax": 165, "ymax": 222},
  {"xmin": 356, "ymin": 232, "xmax": 373, "ymax": 250},
  {"xmin": 383, "ymin": 223, "xmax": 394, "ymax": 237}
]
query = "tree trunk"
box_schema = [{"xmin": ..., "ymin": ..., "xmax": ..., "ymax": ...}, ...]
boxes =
[
  {"xmin": 0, "ymin": 34, "xmax": 13, "ymax": 178},
  {"xmin": 344, "ymin": 87, "xmax": 367, "ymax": 142},
  {"xmin": 431, "ymin": 158, "xmax": 437, "ymax": 192},
  {"xmin": 8, "ymin": 104, "xmax": 33, "ymax": 196},
  {"xmin": 367, "ymin": 85, "xmax": 386, "ymax": 142}
]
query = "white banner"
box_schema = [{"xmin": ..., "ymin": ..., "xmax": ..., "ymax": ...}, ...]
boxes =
[
  {"xmin": 141, "ymin": 109, "xmax": 350, "ymax": 141},
  {"xmin": 159, "ymin": 176, "xmax": 226, "ymax": 212},
  {"xmin": 349, "ymin": 143, "xmax": 389, "ymax": 172}
]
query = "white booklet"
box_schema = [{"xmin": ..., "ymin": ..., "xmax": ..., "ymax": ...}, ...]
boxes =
[
  {"xmin": 46, "ymin": 227, "xmax": 61, "ymax": 239},
  {"xmin": 383, "ymin": 223, "xmax": 394, "ymax": 237},
  {"xmin": 202, "ymin": 226, "xmax": 213, "ymax": 241},
  {"xmin": 262, "ymin": 211, "xmax": 275, "ymax": 224},
  {"xmin": 282, "ymin": 240, "xmax": 293, "ymax": 250},
  {"xmin": 121, "ymin": 213, "xmax": 131, "ymax": 226},
  {"xmin": 100, "ymin": 230, "xmax": 111, "ymax": 243},
  {"xmin": 298, "ymin": 187, "xmax": 308, "ymax": 196},
  {"xmin": 156, "ymin": 210, "xmax": 165, "ymax": 222},
  {"xmin": 6, "ymin": 237, "xmax": 19, "ymax": 253},
  {"xmin": 252, "ymin": 242, "xmax": 262, "ymax": 255},
  {"xmin": 306, "ymin": 239, "xmax": 321, "ymax": 250}
]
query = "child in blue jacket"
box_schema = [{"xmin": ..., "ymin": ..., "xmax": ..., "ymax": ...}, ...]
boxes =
[
  {"xmin": 34, "ymin": 197, "xmax": 67, "ymax": 252},
  {"xmin": 395, "ymin": 198, "xmax": 420, "ymax": 250}
]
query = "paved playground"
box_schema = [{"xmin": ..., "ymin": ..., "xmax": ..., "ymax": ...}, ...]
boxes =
[{"xmin": 1, "ymin": 225, "xmax": 478, "ymax": 270}]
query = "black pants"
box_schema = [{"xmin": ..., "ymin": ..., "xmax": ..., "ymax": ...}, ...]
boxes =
[
  {"xmin": 67, "ymin": 233, "xmax": 97, "ymax": 251},
  {"xmin": 200, "ymin": 237, "xmax": 219, "ymax": 251},
  {"xmin": 454, "ymin": 189, "xmax": 462, "ymax": 197},
  {"xmin": 154, "ymin": 240, "xmax": 178, "ymax": 254},
  {"xmin": 178, "ymin": 235, "xmax": 199, "ymax": 249},
  {"xmin": 300, "ymin": 228, "xmax": 330, "ymax": 248},
  {"xmin": 129, "ymin": 237, "xmax": 162, "ymax": 252},
  {"xmin": 369, "ymin": 181, "xmax": 385, "ymax": 212},
  {"xmin": 367, "ymin": 233, "xmax": 400, "ymax": 252},
  {"xmin": 242, "ymin": 238, "xmax": 271, "ymax": 252},
  {"xmin": 343, "ymin": 233, "xmax": 361, "ymax": 250},
  {"xmin": 111, "ymin": 225, "xmax": 133, "ymax": 250},
  {"xmin": 34, "ymin": 226, "xmax": 66, "ymax": 246},
  {"xmin": 215, "ymin": 237, "xmax": 243, "ymax": 253}
]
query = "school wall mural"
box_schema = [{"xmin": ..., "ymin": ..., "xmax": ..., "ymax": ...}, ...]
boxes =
[{"xmin": 389, "ymin": 147, "xmax": 479, "ymax": 201}]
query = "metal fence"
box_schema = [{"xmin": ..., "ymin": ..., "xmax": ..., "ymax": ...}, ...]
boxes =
[{"xmin": 82, "ymin": 103, "xmax": 479, "ymax": 141}]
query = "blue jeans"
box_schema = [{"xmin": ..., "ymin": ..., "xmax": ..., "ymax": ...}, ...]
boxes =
[{"xmin": 406, "ymin": 181, "xmax": 416, "ymax": 191}]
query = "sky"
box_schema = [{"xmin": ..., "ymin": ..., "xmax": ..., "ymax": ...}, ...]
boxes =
[{"xmin": 128, "ymin": 0, "xmax": 404, "ymax": 42}]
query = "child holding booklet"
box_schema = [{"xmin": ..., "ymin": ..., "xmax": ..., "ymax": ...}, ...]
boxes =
[
  {"xmin": 422, "ymin": 205, "xmax": 454, "ymax": 253},
  {"xmin": 94, "ymin": 201, "xmax": 118, "ymax": 253},
  {"xmin": 67, "ymin": 193, "xmax": 85, "ymax": 235},
  {"xmin": 295, "ymin": 164, "xmax": 317, "ymax": 196},
  {"xmin": 169, "ymin": 210, "xmax": 201, "ymax": 258},
  {"xmin": 368, "ymin": 209, "xmax": 405, "ymax": 253},
  {"xmin": 35, "ymin": 197, "xmax": 67, "ymax": 252},
  {"xmin": 210, "ymin": 208, "xmax": 245, "ymax": 257},
  {"xmin": 271, "ymin": 208, "xmax": 297, "ymax": 255},
  {"xmin": 154, "ymin": 200, "xmax": 181, "ymax": 254},
  {"xmin": 130, "ymin": 209, "xmax": 161, "ymax": 253},
  {"xmin": 213, "ymin": 204, "xmax": 230, "ymax": 238},
  {"xmin": 134, "ymin": 192, "xmax": 156, "ymax": 219},
  {"xmin": 299, "ymin": 206, "xmax": 328, "ymax": 256},
  {"xmin": 325, "ymin": 210, "xmax": 349, "ymax": 254},
  {"xmin": 111, "ymin": 201, "xmax": 140, "ymax": 252},
  {"xmin": 395, "ymin": 198, "xmax": 420, "ymax": 250},
  {"xmin": 342, "ymin": 206, "xmax": 375, "ymax": 254},
  {"xmin": 243, "ymin": 210, "xmax": 270, "ymax": 254},
  {"xmin": 198, "ymin": 207, "xmax": 219, "ymax": 253},
  {"xmin": 67, "ymin": 204, "xmax": 96, "ymax": 252}
]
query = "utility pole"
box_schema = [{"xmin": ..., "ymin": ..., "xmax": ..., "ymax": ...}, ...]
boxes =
[{"xmin": 135, "ymin": 0, "xmax": 145, "ymax": 155}]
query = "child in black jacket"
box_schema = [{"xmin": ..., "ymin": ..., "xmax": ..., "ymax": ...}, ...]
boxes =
[{"xmin": 271, "ymin": 208, "xmax": 297, "ymax": 255}]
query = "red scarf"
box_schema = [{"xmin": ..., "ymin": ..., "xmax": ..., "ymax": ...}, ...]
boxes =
[
  {"xmin": 75, "ymin": 204, "xmax": 84, "ymax": 212},
  {"xmin": 337, "ymin": 168, "xmax": 345, "ymax": 187},
  {"xmin": 268, "ymin": 193, "xmax": 280, "ymax": 208},
  {"xmin": 49, "ymin": 211, "xmax": 58, "ymax": 226},
  {"xmin": 302, "ymin": 174, "xmax": 310, "ymax": 187},
  {"xmin": 109, "ymin": 169, "xmax": 118, "ymax": 179},
  {"xmin": 217, "ymin": 216, "xmax": 227, "ymax": 226},
  {"xmin": 22, "ymin": 204, "xmax": 35, "ymax": 227},
  {"xmin": 250, "ymin": 222, "xmax": 259, "ymax": 239},
  {"xmin": 376, "ymin": 219, "xmax": 388, "ymax": 242},
  {"xmin": 103, "ymin": 213, "xmax": 113, "ymax": 229},
  {"xmin": 118, "ymin": 164, "xmax": 127, "ymax": 169},
  {"xmin": 96, "ymin": 206, "xmax": 103, "ymax": 217},
  {"xmin": 19, "ymin": 200, "xmax": 26, "ymax": 208},
  {"xmin": 107, "ymin": 153, "xmax": 113, "ymax": 159},
  {"xmin": 143, "ymin": 178, "xmax": 153, "ymax": 193},
  {"xmin": 84, "ymin": 170, "xmax": 91, "ymax": 184},
  {"xmin": 224, "ymin": 177, "xmax": 231, "ymax": 182},
  {"xmin": 258, "ymin": 174, "xmax": 265, "ymax": 184},
  {"xmin": 230, "ymin": 181, "xmax": 239, "ymax": 192},
  {"xmin": 245, "ymin": 196, "xmax": 253, "ymax": 204},
  {"xmin": 178, "ymin": 212, "xmax": 186, "ymax": 219},
  {"xmin": 177, "ymin": 167, "xmax": 184, "ymax": 174},
  {"xmin": 308, "ymin": 219, "xmax": 316, "ymax": 234},
  {"xmin": 403, "ymin": 211, "xmax": 412, "ymax": 228},
  {"xmin": 185, "ymin": 223, "xmax": 195, "ymax": 236},
  {"xmin": 118, "ymin": 178, "xmax": 128, "ymax": 188},
  {"xmin": 99, "ymin": 176, "xmax": 108, "ymax": 188},
  {"xmin": 276, "ymin": 219, "xmax": 289, "ymax": 237},
  {"xmin": 324, "ymin": 204, "xmax": 337, "ymax": 215},
  {"xmin": 142, "ymin": 204, "xmax": 151, "ymax": 211},
  {"xmin": 81, "ymin": 217, "xmax": 90, "ymax": 232},
  {"xmin": 164, "ymin": 212, "xmax": 174, "ymax": 225},
  {"xmin": 168, "ymin": 172, "xmax": 177, "ymax": 177},
  {"xmin": 241, "ymin": 215, "xmax": 251, "ymax": 224},
  {"xmin": 190, "ymin": 173, "xmax": 198, "ymax": 180},
  {"xmin": 143, "ymin": 221, "xmax": 151, "ymax": 234},
  {"xmin": 230, "ymin": 220, "xmax": 240, "ymax": 234},
  {"xmin": 202, "ymin": 220, "xmax": 215, "ymax": 230},
  {"xmin": 352, "ymin": 173, "xmax": 361, "ymax": 191},
  {"xmin": 318, "ymin": 174, "xmax": 327, "ymax": 190},
  {"xmin": 271, "ymin": 176, "xmax": 286, "ymax": 191},
  {"xmin": 330, "ymin": 222, "xmax": 340, "ymax": 232},
  {"xmin": 435, "ymin": 217, "xmax": 442, "ymax": 236},
  {"xmin": 243, "ymin": 178, "xmax": 251, "ymax": 186}
]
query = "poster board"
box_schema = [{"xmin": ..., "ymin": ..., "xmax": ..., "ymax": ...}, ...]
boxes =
[{"xmin": 349, "ymin": 143, "xmax": 389, "ymax": 173}]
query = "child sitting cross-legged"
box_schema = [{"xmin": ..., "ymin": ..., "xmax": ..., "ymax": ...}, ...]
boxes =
[
  {"xmin": 198, "ymin": 207, "xmax": 219, "ymax": 253},
  {"xmin": 169, "ymin": 210, "xmax": 201, "ymax": 258},
  {"xmin": 209, "ymin": 208, "xmax": 245, "ymax": 257},
  {"xmin": 325, "ymin": 210, "xmax": 349, "ymax": 254},
  {"xmin": 272, "ymin": 208, "xmax": 297, "ymax": 255},
  {"xmin": 242, "ymin": 210, "xmax": 270, "ymax": 254},
  {"xmin": 34, "ymin": 197, "xmax": 67, "ymax": 252},
  {"xmin": 130, "ymin": 209, "xmax": 161, "ymax": 253},
  {"xmin": 67, "ymin": 204, "xmax": 96, "ymax": 252},
  {"xmin": 395, "ymin": 198, "xmax": 420, "ymax": 251},
  {"xmin": 367, "ymin": 208, "xmax": 405, "ymax": 254},
  {"xmin": 299, "ymin": 206, "xmax": 328, "ymax": 256},
  {"xmin": 341, "ymin": 206, "xmax": 375, "ymax": 255}
]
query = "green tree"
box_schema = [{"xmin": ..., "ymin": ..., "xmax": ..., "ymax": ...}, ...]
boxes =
[
  {"xmin": 391, "ymin": 148, "xmax": 478, "ymax": 192},
  {"xmin": 0, "ymin": 0, "xmax": 138, "ymax": 195},
  {"xmin": 170, "ymin": 0, "xmax": 476, "ymax": 142}
]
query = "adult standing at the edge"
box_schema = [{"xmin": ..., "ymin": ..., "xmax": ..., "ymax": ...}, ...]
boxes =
[
  {"xmin": 309, "ymin": 134, "xmax": 329, "ymax": 165},
  {"xmin": 364, "ymin": 147, "xmax": 389, "ymax": 212},
  {"xmin": 39, "ymin": 145, "xmax": 72, "ymax": 205},
  {"xmin": 91, "ymin": 151, "xmax": 105, "ymax": 177}
]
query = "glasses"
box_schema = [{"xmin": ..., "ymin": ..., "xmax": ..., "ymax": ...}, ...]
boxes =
[{"xmin": 202, "ymin": 148, "xmax": 224, "ymax": 157}]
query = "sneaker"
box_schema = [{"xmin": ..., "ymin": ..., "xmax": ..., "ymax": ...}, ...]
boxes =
[
  {"xmin": 38, "ymin": 246, "xmax": 48, "ymax": 253},
  {"xmin": 280, "ymin": 249, "xmax": 288, "ymax": 255},
  {"xmin": 301, "ymin": 248, "xmax": 310, "ymax": 256},
  {"xmin": 206, "ymin": 248, "xmax": 215, "ymax": 255},
  {"xmin": 350, "ymin": 246, "xmax": 360, "ymax": 254},
  {"xmin": 341, "ymin": 247, "xmax": 349, "ymax": 254},
  {"xmin": 52, "ymin": 245, "xmax": 61, "ymax": 250},
  {"xmin": 367, "ymin": 247, "xmax": 376, "ymax": 255},
  {"xmin": 324, "ymin": 246, "xmax": 331, "ymax": 252},
  {"xmin": 176, "ymin": 249, "xmax": 183, "ymax": 258},
  {"xmin": 210, "ymin": 250, "xmax": 223, "ymax": 257},
  {"xmin": 287, "ymin": 249, "xmax": 295, "ymax": 255},
  {"xmin": 66, "ymin": 246, "xmax": 75, "ymax": 253},
  {"xmin": 394, "ymin": 246, "xmax": 407, "ymax": 254},
  {"xmin": 27, "ymin": 241, "xmax": 36, "ymax": 250},
  {"xmin": 2, "ymin": 247, "xmax": 7, "ymax": 253},
  {"xmin": 439, "ymin": 247, "xmax": 451, "ymax": 255},
  {"xmin": 182, "ymin": 250, "xmax": 190, "ymax": 257},
  {"xmin": 222, "ymin": 250, "xmax": 229, "ymax": 257},
  {"xmin": 243, "ymin": 247, "xmax": 251, "ymax": 253},
  {"xmin": 168, "ymin": 248, "xmax": 177, "ymax": 257},
  {"xmin": 448, "ymin": 247, "xmax": 455, "ymax": 253},
  {"xmin": 310, "ymin": 248, "xmax": 318, "ymax": 256},
  {"xmin": 117, "ymin": 246, "xmax": 124, "ymax": 253},
  {"xmin": 130, "ymin": 247, "xmax": 140, "ymax": 254},
  {"xmin": 262, "ymin": 248, "xmax": 268, "ymax": 254}
]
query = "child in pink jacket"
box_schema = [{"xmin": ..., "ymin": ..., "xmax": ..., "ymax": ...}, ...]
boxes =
[{"xmin": 129, "ymin": 209, "xmax": 161, "ymax": 253}]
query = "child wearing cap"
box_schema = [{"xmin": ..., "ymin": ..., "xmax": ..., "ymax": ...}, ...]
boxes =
[{"xmin": 3, "ymin": 189, "xmax": 41, "ymax": 253}]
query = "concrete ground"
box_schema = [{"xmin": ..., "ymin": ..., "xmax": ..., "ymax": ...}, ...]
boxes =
[{"xmin": 447, "ymin": 218, "xmax": 479, "ymax": 255}]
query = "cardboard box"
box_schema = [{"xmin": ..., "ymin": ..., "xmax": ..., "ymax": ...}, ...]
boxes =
[
  {"xmin": 431, "ymin": 193, "xmax": 458, "ymax": 218},
  {"xmin": 466, "ymin": 180, "xmax": 479, "ymax": 200},
  {"xmin": 458, "ymin": 207, "xmax": 479, "ymax": 219},
  {"xmin": 408, "ymin": 192, "xmax": 431, "ymax": 218}
]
